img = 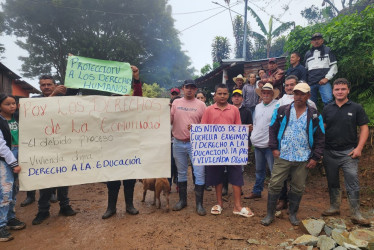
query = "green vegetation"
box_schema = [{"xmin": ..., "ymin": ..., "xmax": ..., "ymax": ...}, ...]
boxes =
[
  {"xmin": 285, "ymin": 5, "xmax": 374, "ymax": 120},
  {"xmin": 2, "ymin": 0, "xmax": 193, "ymax": 89}
]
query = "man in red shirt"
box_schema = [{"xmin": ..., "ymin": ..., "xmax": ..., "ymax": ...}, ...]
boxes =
[{"xmin": 201, "ymin": 84, "xmax": 253, "ymax": 218}]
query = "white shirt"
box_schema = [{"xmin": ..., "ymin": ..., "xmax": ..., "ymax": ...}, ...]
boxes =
[{"xmin": 250, "ymin": 99, "xmax": 278, "ymax": 148}]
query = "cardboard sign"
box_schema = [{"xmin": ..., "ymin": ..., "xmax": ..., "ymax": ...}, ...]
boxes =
[
  {"xmin": 64, "ymin": 55, "xmax": 133, "ymax": 95},
  {"xmin": 190, "ymin": 124, "xmax": 249, "ymax": 166},
  {"xmin": 18, "ymin": 96, "xmax": 170, "ymax": 190}
]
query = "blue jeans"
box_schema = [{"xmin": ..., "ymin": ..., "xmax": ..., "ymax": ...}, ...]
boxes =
[
  {"xmin": 0, "ymin": 147, "xmax": 18, "ymax": 227},
  {"xmin": 310, "ymin": 82, "xmax": 333, "ymax": 105},
  {"xmin": 173, "ymin": 139, "xmax": 205, "ymax": 185},
  {"xmin": 0, "ymin": 147, "xmax": 19, "ymax": 227},
  {"xmin": 252, "ymin": 147, "xmax": 274, "ymax": 195}
]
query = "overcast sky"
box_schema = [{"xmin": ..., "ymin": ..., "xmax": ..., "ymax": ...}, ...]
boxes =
[{"xmin": 1, "ymin": 0, "xmax": 343, "ymax": 87}]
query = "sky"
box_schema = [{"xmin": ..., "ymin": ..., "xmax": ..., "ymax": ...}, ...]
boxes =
[{"xmin": 0, "ymin": 0, "xmax": 343, "ymax": 87}]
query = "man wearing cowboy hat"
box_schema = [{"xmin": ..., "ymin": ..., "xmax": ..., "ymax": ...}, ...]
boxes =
[
  {"xmin": 233, "ymin": 74, "xmax": 246, "ymax": 90},
  {"xmin": 245, "ymin": 83, "xmax": 279, "ymax": 200},
  {"xmin": 261, "ymin": 83, "xmax": 325, "ymax": 226},
  {"xmin": 258, "ymin": 58, "xmax": 285, "ymax": 96}
]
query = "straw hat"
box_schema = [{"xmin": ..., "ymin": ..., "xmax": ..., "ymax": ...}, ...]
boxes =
[
  {"xmin": 255, "ymin": 83, "xmax": 280, "ymax": 99},
  {"xmin": 233, "ymin": 74, "xmax": 247, "ymax": 83}
]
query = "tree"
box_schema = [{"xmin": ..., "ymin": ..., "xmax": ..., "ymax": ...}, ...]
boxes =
[
  {"xmin": 141, "ymin": 82, "xmax": 167, "ymax": 98},
  {"xmin": 246, "ymin": 6, "xmax": 294, "ymax": 58},
  {"xmin": 211, "ymin": 36, "xmax": 231, "ymax": 63},
  {"xmin": 269, "ymin": 36, "xmax": 286, "ymax": 58},
  {"xmin": 301, "ymin": 5, "xmax": 336, "ymax": 24},
  {"xmin": 200, "ymin": 64, "xmax": 212, "ymax": 76},
  {"xmin": 233, "ymin": 15, "xmax": 252, "ymax": 60},
  {"xmin": 0, "ymin": 12, "xmax": 5, "ymax": 56},
  {"xmin": 2, "ymin": 0, "xmax": 193, "ymax": 88}
]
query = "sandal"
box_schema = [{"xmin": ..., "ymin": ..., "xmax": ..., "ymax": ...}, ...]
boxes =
[
  {"xmin": 211, "ymin": 205, "xmax": 223, "ymax": 215},
  {"xmin": 233, "ymin": 207, "xmax": 254, "ymax": 218}
]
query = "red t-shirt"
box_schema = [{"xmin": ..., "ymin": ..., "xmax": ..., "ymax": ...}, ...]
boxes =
[{"xmin": 201, "ymin": 103, "xmax": 241, "ymax": 125}]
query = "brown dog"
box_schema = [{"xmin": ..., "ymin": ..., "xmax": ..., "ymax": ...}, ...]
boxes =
[{"xmin": 140, "ymin": 178, "xmax": 170, "ymax": 211}]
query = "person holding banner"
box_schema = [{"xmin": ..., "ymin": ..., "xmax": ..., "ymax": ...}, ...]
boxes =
[
  {"xmin": 0, "ymin": 94, "xmax": 25, "ymax": 241},
  {"xmin": 31, "ymin": 75, "xmax": 77, "ymax": 225},
  {"xmin": 170, "ymin": 79, "xmax": 207, "ymax": 216},
  {"xmin": 201, "ymin": 84, "xmax": 253, "ymax": 218},
  {"xmin": 101, "ymin": 65, "xmax": 142, "ymax": 219},
  {"xmin": 21, "ymin": 74, "xmax": 68, "ymax": 207}
]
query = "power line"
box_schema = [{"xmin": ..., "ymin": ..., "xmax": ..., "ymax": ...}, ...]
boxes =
[
  {"xmin": 173, "ymin": 6, "xmax": 223, "ymax": 15},
  {"xmin": 177, "ymin": 8, "xmax": 228, "ymax": 34},
  {"xmin": 177, "ymin": 2, "xmax": 241, "ymax": 34}
]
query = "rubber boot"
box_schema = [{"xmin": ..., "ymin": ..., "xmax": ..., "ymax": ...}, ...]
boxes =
[
  {"xmin": 102, "ymin": 188, "xmax": 118, "ymax": 219},
  {"xmin": 347, "ymin": 191, "xmax": 370, "ymax": 227},
  {"xmin": 50, "ymin": 188, "xmax": 58, "ymax": 203},
  {"xmin": 21, "ymin": 191, "xmax": 36, "ymax": 207},
  {"xmin": 124, "ymin": 180, "xmax": 139, "ymax": 215},
  {"xmin": 173, "ymin": 182, "xmax": 187, "ymax": 211},
  {"xmin": 222, "ymin": 171, "xmax": 228, "ymax": 196},
  {"xmin": 194, "ymin": 185, "xmax": 206, "ymax": 216},
  {"xmin": 322, "ymin": 188, "xmax": 341, "ymax": 216},
  {"xmin": 261, "ymin": 193, "xmax": 280, "ymax": 226},
  {"xmin": 288, "ymin": 192, "xmax": 302, "ymax": 226}
]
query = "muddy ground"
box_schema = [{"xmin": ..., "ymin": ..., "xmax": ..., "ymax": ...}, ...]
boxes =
[{"xmin": 5, "ymin": 150, "xmax": 374, "ymax": 249}]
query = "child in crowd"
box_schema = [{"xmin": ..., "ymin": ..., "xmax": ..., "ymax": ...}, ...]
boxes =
[
  {"xmin": 0, "ymin": 94, "xmax": 25, "ymax": 242},
  {"xmin": 201, "ymin": 84, "xmax": 254, "ymax": 218}
]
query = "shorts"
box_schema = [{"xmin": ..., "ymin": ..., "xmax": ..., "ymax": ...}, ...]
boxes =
[{"xmin": 205, "ymin": 165, "xmax": 244, "ymax": 186}]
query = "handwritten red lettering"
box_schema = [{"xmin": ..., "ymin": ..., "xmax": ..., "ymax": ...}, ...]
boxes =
[{"xmin": 45, "ymin": 119, "xmax": 61, "ymax": 135}]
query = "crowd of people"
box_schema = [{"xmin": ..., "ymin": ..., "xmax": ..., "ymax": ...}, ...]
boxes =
[{"xmin": 0, "ymin": 33, "xmax": 370, "ymax": 242}]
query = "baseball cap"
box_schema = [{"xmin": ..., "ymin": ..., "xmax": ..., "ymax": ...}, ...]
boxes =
[
  {"xmin": 232, "ymin": 89, "xmax": 242, "ymax": 96},
  {"xmin": 170, "ymin": 88, "xmax": 180, "ymax": 94},
  {"xmin": 311, "ymin": 32, "xmax": 323, "ymax": 40},
  {"xmin": 268, "ymin": 58, "xmax": 277, "ymax": 63},
  {"xmin": 293, "ymin": 83, "xmax": 311, "ymax": 93},
  {"xmin": 183, "ymin": 79, "xmax": 197, "ymax": 87}
]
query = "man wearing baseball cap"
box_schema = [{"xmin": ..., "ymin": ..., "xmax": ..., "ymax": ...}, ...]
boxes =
[
  {"xmin": 304, "ymin": 32, "xmax": 338, "ymax": 105},
  {"xmin": 261, "ymin": 82, "xmax": 325, "ymax": 226},
  {"xmin": 170, "ymin": 79, "xmax": 207, "ymax": 215},
  {"xmin": 258, "ymin": 58, "xmax": 285, "ymax": 96},
  {"xmin": 170, "ymin": 87, "xmax": 180, "ymax": 99}
]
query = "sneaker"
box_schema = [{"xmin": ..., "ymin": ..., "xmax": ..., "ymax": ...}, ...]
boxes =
[
  {"xmin": 59, "ymin": 205, "xmax": 77, "ymax": 216},
  {"xmin": 32, "ymin": 212, "xmax": 50, "ymax": 225},
  {"xmin": 0, "ymin": 227, "xmax": 13, "ymax": 242},
  {"xmin": 6, "ymin": 218, "xmax": 26, "ymax": 230}
]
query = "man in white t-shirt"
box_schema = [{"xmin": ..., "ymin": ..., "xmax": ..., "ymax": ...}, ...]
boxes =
[{"xmin": 245, "ymin": 83, "xmax": 279, "ymax": 199}]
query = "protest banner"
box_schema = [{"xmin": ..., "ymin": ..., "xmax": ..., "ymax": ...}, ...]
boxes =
[
  {"xmin": 18, "ymin": 96, "xmax": 171, "ymax": 190},
  {"xmin": 64, "ymin": 55, "xmax": 133, "ymax": 95},
  {"xmin": 190, "ymin": 124, "xmax": 249, "ymax": 166}
]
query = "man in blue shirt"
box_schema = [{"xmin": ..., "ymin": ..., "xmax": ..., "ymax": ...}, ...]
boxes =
[
  {"xmin": 286, "ymin": 52, "xmax": 307, "ymax": 82},
  {"xmin": 261, "ymin": 83, "xmax": 325, "ymax": 226}
]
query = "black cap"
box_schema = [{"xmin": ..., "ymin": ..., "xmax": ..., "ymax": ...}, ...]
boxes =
[
  {"xmin": 311, "ymin": 32, "xmax": 323, "ymax": 40},
  {"xmin": 268, "ymin": 58, "xmax": 277, "ymax": 63},
  {"xmin": 183, "ymin": 79, "xmax": 197, "ymax": 87}
]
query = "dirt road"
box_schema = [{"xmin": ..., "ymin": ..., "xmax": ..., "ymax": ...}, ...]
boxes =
[{"xmin": 4, "ymin": 164, "xmax": 374, "ymax": 249}]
